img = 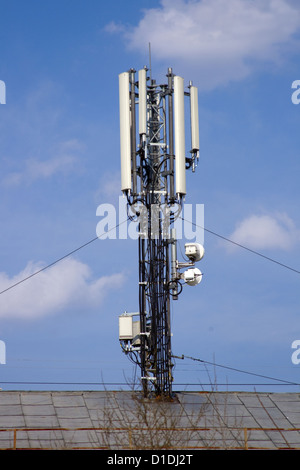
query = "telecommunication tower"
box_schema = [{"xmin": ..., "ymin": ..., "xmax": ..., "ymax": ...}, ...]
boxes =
[{"xmin": 118, "ymin": 66, "xmax": 204, "ymax": 398}]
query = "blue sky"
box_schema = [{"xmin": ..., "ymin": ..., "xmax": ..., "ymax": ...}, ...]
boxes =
[{"xmin": 0, "ymin": 0, "xmax": 300, "ymax": 392}]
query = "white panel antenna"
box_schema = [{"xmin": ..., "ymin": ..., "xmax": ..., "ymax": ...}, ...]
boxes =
[
  {"xmin": 173, "ymin": 75, "xmax": 186, "ymax": 197},
  {"xmin": 190, "ymin": 85, "xmax": 199, "ymax": 156},
  {"xmin": 119, "ymin": 72, "xmax": 132, "ymax": 192},
  {"xmin": 138, "ymin": 68, "xmax": 147, "ymax": 137}
]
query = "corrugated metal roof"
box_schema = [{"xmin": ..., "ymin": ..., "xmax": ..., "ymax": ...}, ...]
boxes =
[{"xmin": 0, "ymin": 390, "xmax": 299, "ymax": 450}]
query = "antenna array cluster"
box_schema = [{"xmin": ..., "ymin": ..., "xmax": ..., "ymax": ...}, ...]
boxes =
[{"xmin": 118, "ymin": 66, "xmax": 204, "ymax": 397}]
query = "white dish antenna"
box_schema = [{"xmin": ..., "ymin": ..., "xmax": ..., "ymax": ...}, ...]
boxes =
[{"xmin": 183, "ymin": 267, "xmax": 203, "ymax": 286}]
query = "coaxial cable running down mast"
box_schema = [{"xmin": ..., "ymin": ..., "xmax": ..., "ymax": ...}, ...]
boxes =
[{"xmin": 118, "ymin": 66, "xmax": 204, "ymax": 398}]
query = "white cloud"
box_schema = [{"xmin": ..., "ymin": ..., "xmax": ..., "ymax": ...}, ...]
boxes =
[
  {"xmin": 95, "ymin": 170, "xmax": 121, "ymax": 203},
  {"xmin": 2, "ymin": 139, "xmax": 83, "ymax": 187},
  {"xmin": 227, "ymin": 212, "xmax": 300, "ymax": 251},
  {"xmin": 0, "ymin": 257, "xmax": 125, "ymax": 319},
  {"xmin": 0, "ymin": 77, "xmax": 86, "ymax": 187},
  {"xmin": 25, "ymin": 155, "xmax": 75, "ymax": 181},
  {"xmin": 112, "ymin": 0, "xmax": 300, "ymax": 89}
]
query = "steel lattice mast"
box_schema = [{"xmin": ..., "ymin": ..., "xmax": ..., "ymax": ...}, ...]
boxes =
[{"xmin": 118, "ymin": 66, "xmax": 204, "ymax": 398}]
